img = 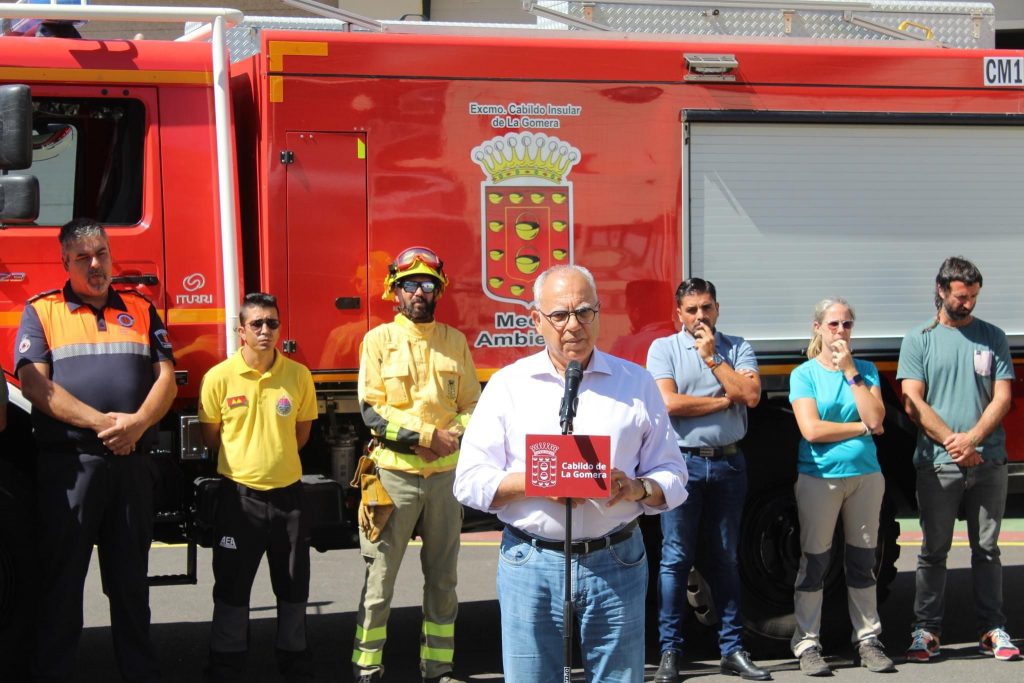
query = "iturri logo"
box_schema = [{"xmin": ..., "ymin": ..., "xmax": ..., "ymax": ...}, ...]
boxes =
[
  {"xmin": 177, "ymin": 272, "xmax": 213, "ymax": 305},
  {"xmin": 182, "ymin": 273, "xmax": 206, "ymax": 292}
]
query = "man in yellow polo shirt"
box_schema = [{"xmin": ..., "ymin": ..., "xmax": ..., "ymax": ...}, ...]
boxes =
[
  {"xmin": 352, "ymin": 247, "xmax": 479, "ymax": 683},
  {"xmin": 198, "ymin": 292, "xmax": 318, "ymax": 682}
]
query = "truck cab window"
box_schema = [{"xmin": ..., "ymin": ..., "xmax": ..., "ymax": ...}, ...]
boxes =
[{"xmin": 14, "ymin": 97, "xmax": 144, "ymax": 226}]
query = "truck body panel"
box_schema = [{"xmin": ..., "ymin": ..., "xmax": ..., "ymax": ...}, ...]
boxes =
[{"xmin": 2, "ymin": 1, "xmax": 1024, "ymax": 654}]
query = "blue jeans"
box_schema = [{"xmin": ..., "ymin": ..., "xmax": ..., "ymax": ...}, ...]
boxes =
[
  {"xmin": 496, "ymin": 525, "xmax": 647, "ymax": 683},
  {"xmin": 658, "ymin": 452, "xmax": 747, "ymax": 657},
  {"xmin": 914, "ymin": 460, "xmax": 1007, "ymax": 634}
]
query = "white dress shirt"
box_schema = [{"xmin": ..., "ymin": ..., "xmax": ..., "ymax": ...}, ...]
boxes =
[{"xmin": 454, "ymin": 348, "xmax": 688, "ymax": 541}]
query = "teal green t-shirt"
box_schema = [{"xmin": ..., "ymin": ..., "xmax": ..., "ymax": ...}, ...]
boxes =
[
  {"xmin": 789, "ymin": 358, "xmax": 881, "ymax": 478},
  {"xmin": 896, "ymin": 317, "xmax": 1014, "ymax": 466}
]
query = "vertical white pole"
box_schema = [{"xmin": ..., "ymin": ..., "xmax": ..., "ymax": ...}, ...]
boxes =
[{"xmin": 211, "ymin": 14, "xmax": 240, "ymax": 355}]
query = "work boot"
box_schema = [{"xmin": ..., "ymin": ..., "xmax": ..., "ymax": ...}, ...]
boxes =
[
  {"xmin": 654, "ymin": 650, "xmax": 680, "ymax": 683},
  {"xmin": 798, "ymin": 647, "xmax": 831, "ymax": 677},
  {"xmin": 721, "ymin": 650, "xmax": 771, "ymax": 680},
  {"xmin": 855, "ymin": 638, "xmax": 895, "ymax": 673}
]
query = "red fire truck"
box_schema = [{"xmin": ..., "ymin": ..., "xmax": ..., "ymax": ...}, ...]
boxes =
[{"xmin": 2, "ymin": 0, "xmax": 1023, "ymax": 668}]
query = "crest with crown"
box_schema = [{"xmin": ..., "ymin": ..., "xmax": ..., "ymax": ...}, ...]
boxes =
[
  {"xmin": 473, "ymin": 132, "xmax": 579, "ymax": 310},
  {"xmin": 472, "ymin": 132, "xmax": 580, "ymax": 185}
]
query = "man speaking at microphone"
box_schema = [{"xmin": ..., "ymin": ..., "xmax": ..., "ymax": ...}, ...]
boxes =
[{"xmin": 455, "ymin": 264, "xmax": 688, "ymax": 682}]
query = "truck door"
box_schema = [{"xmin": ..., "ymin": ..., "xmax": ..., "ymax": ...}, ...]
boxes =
[
  {"xmin": 284, "ymin": 131, "xmax": 368, "ymax": 371},
  {"xmin": 1, "ymin": 87, "xmax": 164, "ymax": 367}
]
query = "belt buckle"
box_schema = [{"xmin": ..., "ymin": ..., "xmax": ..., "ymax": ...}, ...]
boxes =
[
  {"xmin": 580, "ymin": 540, "xmax": 591, "ymax": 555},
  {"xmin": 698, "ymin": 446, "xmax": 716, "ymax": 458}
]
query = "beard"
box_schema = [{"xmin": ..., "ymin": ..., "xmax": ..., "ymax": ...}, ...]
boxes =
[
  {"xmin": 942, "ymin": 300, "xmax": 971, "ymax": 322},
  {"xmin": 400, "ymin": 297, "xmax": 437, "ymax": 323}
]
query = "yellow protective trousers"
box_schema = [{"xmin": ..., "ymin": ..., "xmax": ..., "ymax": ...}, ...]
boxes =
[{"xmin": 352, "ymin": 468, "xmax": 462, "ymax": 679}]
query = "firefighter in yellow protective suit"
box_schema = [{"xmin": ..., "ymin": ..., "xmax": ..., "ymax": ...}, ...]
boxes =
[{"xmin": 353, "ymin": 246, "xmax": 480, "ymax": 683}]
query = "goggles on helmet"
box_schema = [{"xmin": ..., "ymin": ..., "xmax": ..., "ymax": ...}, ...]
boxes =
[
  {"xmin": 382, "ymin": 246, "xmax": 449, "ymax": 300},
  {"xmin": 393, "ymin": 246, "xmax": 442, "ymax": 272}
]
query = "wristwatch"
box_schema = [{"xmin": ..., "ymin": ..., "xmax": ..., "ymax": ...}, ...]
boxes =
[
  {"xmin": 705, "ymin": 353, "xmax": 724, "ymax": 370},
  {"xmin": 637, "ymin": 477, "xmax": 654, "ymax": 501},
  {"xmin": 845, "ymin": 373, "xmax": 864, "ymax": 386}
]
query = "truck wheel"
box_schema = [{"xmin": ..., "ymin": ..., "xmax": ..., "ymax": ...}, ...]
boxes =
[
  {"xmin": 0, "ymin": 458, "xmax": 34, "ymax": 677},
  {"xmin": 737, "ymin": 484, "xmax": 901, "ymax": 642}
]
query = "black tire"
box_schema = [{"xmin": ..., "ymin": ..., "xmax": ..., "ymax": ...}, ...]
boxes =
[
  {"xmin": 0, "ymin": 452, "xmax": 35, "ymax": 677},
  {"xmin": 737, "ymin": 484, "xmax": 902, "ymax": 644},
  {"xmin": 737, "ymin": 484, "xmax": 846, "ymax": 641},
  {"xmin": 735, "ymin": 395, "xmax": 902, "ymax": 644}
]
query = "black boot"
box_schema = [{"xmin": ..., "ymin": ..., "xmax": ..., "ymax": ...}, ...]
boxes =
[
  {"xmin": 277, "ymin": 648, "xmax": 314, "ymax": 681},
  {"xmin": 721, "ymin": 650, "xmax": 772, "ymax": 681},
  {"xmin": 654, "ymin": 650, "xmax": 680, "ymax": 683},
  {"xmin": 203, "ymin": 650, "xmax": 246, "ymax": 683}
]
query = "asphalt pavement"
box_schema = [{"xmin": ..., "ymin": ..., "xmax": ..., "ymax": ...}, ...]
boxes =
[{"xmin": 74, "ymin": 520, "xmax": 1024, "ymax": 682}]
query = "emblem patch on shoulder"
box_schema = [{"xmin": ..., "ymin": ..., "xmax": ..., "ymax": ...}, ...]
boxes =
[
  {"xmin": 276, "ymin": 396, "xmax": 293, "ymax": 417},
  {"xmin": 227, "ymin": 395, "xmax": 248, "ymax": 409},
  {"xmin": 117, "ymin": 313, "xmax": 135, "ymax": 328},
  {"xmin": 18, "ymin": 335, "xmax": 31, "ymax": 354},
  {"xmin": 154, "ymin": 329, "xmax": 172, "ymax": 349}
]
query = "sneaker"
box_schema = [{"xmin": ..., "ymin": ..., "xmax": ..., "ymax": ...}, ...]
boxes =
[
  {"xmin": 905, "ymin": 629, "xmax": 940, "ymax": 662},
  {"xmin": 979, "ymin": 628, "xmax": 1021, "ymax": 661},
  {"xmin": 856, "ymin": 638, "xmax": 896, "ymax": 673},
  {"xmin": 798, "ymin": 647, "xmax": 831, "ymax": 677}
]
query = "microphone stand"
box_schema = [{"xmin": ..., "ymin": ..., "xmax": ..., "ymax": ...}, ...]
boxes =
[
  {"xmin": 561, "ymin": 401, "xmax": 576, "ymax": 683},
  {"xmin": 557, "ymin": 359, "xmax": 582, "ymax": 682}
]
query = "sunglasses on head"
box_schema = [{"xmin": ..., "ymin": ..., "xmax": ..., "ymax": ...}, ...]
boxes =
[
  {"xmin": 246, "ymin": 318, "xmax": 281, "ymax": 331},
  {"xmin": 397, "ymin": 280, "xmax": 438, "ymax": 294},
  {"xmin": 825, "ymin": 320, "xmax": 854, "ymax": 330},
  {"xmin": 392, "ymin": 246, "xmax": 442, "ymax": 273}
]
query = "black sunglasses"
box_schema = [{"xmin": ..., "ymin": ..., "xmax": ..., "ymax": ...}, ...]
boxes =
[
  {"xmin": 398, "ymin": 280, "xmax": 438, "ymax": 294},
  {"xmin": 246, "ymin": 318, "xmax": 281, "ymax": 331}
]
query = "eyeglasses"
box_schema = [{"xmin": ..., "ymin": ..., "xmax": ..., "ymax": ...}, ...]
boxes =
[
  {"xmin": 397, "ymin": 280, "xmax": 438, "ymax": 294},
  {"xmin": 246, "ymin": 318, "xmax": 280, "ymax": 331},
  {"xmin": 539, "ymin": 306, "xmax": 599, "ymax": 327},
  {"xmin": 393, "ymin": 246, "xmax": 442, "ymax": 273},
  {"xmin": 825, "ymin": 320, "xmax": 854, "ymax": 330}
]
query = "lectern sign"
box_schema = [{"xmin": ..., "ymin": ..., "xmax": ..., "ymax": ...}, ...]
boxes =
[{"xmin": 524, "ymin": 434, "xmax": 611, "ymax": 499}]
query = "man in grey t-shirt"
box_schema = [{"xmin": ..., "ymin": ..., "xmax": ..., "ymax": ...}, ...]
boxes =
[{"xmin": 897, "ymin": 256, "xmax": 1018, "ymax": 663}]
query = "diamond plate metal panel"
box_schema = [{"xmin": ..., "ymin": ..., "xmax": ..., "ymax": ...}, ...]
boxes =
[
  {"xmin": 536, "ymin": 1, "xmax": 995, "ymax": 48},
  {"xmin": 185, "ymin": 16, "xmax": 351, "ymax": 62}
]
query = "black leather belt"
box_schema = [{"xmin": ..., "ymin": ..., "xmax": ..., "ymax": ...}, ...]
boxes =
[
  {"xmin": 505, "ymin": 520, "xmax": 638, "ymax": 555},
  {"xmin": 680, "ymin": 444, "xmax": 739, "ymax": 459}
]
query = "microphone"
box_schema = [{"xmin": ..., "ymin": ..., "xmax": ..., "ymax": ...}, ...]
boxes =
[{"xmin": 559, "ymin": 360, "xmax": 583, "ymax": 433}]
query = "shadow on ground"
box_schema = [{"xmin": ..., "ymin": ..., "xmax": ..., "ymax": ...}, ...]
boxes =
[{"xmin": 73, "ymin": 563, "xmax": 1024, "ymax": 682}]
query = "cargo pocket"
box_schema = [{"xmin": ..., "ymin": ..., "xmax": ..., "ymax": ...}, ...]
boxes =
[{"xmin": 381, "ymin": 361, "xmax": 411, "ymax": 406}]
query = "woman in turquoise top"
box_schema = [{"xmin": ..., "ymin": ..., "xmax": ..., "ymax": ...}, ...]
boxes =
[{"xmin": 788, "ymin": 297, "xmax": 894, "ymax": 676}]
